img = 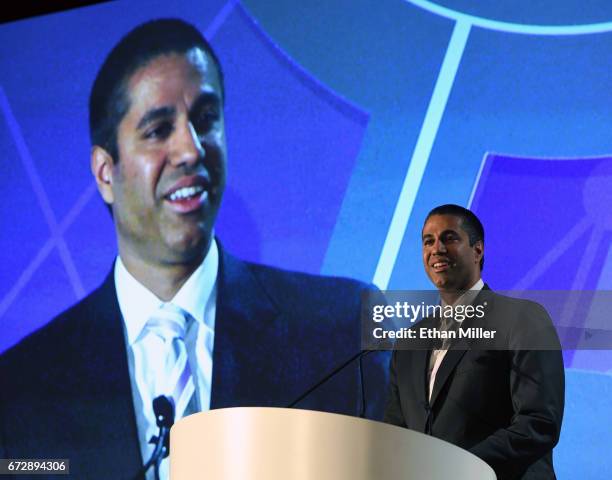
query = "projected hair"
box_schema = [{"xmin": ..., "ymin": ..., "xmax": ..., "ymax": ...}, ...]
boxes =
[
  {"xmin": 88, "ymin": 18, "xmax": 224, "ymax": 162},
  {"xmin": 425, "ymin": 204, "xmax": 485, "ymax": 271}
]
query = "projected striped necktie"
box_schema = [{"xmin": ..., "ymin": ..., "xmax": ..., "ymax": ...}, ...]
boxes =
[{"xmin": 146, "ymin": 303, "xmax": 196, "ymax": 420}]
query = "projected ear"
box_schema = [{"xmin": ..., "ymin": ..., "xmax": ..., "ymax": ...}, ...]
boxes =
[
  {"xmin": 91, "ymin": 146, "xmax": 115, "ymax": 204},
  {"xmin": 473, "ymin": 240, "xmax": 484, "ymax": 264}
]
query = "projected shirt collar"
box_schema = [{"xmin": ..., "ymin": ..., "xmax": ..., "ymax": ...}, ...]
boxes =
[{"xmin": 115, "ymin": 239, "xmax": 219, "ymax": 345}]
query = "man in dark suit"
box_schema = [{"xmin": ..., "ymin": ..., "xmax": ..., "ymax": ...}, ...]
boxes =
[
  {"xmin": 384, "ymin": 204, "xmax": 564, "ymax": 479},
  {"xmin": 0, "ymin": 19, "xmax": 387, "ymax": 479}
]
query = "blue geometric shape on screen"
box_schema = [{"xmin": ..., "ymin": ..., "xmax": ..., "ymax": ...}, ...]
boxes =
[
  {"xmin": 554, "ymin": 370, "xmax": 612, "ymax": 479},
  {"xmin": 0, "ymin": 249, "xmax": 74, "ymax": 354},
  {"xmin": 421, "ymin": 0, "xmax": 612, "ymax": 26},
  {"xmin": 471, "ymin": 153, "xmax": 612, "ymax": 290},
  {"xmin": 62, "ymin": 186, "xmax": 116, "ymax": 296},
  {"xmin": 0, "ymin": 18, "xmax": 98, "ymax": 223},
  {"xmin": 0, "ymin": 182, "xmax": 112, "ymax": 353},
  {"xmin": 595, "ymin": 243, "xmax": 612, "ymax": 289},
  {"xmin": 213, "ymin": 5, "xmax": 369, "ymax": 274},
  {"xmin": 0, "ymin": 94, "xmax": 51, "ymax": 302},
  {"xmin": 471, "ymin": 153, "xmax": 612, "ymax": 371}
]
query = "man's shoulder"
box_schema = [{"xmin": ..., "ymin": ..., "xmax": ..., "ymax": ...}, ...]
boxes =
[
  {"xmin": 247, "ymin": 260, "xmax": 372, "ymax": 292},
  {"xmin": 0, "ymin": 275, "xmax": 114, "ymax": 367},
  {"xmin": 482, "ymin": 287, "xmax": 560, "ymax": 348},
  {"xmin": 227, "ymin": 254, "xmax": 375, "ymax": 313},
  {"xmin": 484, "ymin": 288, "xmax": 549, "ymax": 317}
]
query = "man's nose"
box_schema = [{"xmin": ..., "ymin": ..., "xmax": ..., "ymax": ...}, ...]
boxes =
[
  {"xmin": 169, "ymin": 120, "xmax": 205, "ymax": 167},
  {"xmin": 433, "ymin": 238, "xmax": 447, "ymax": 253}
]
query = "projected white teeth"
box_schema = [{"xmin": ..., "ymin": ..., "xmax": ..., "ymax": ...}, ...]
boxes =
[
  {"xmin": 434, "ymin": 262, "xmax": 449, "ymax": 268},
  {"xmin": 168, "ymin": 186, "xmax": 204, "ymax": 201}
]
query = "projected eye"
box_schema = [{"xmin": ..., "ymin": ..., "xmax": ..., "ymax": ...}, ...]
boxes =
[
  {"xmin": 145, "ymin": 121, "xmax": 173, "ymax": 140},
  {"xmin": 192, "ymin": 109, "xmax": 219, "ymax": 137}
]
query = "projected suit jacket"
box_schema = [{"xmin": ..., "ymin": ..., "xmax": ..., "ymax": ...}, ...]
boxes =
[
  {"xmin": 384, "ymin": 287, "xmax": 565, "ymax": 480},
  {"xmin": 0, "ymin": 248, "xmax": 389, "ymax": 478}
]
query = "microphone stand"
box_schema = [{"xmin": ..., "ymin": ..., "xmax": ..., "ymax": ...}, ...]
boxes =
[
  {"xmin": 133, "ymin": 396, "xmax": 174, "ymax": 480},
  {"xmin": 287, "ymin": 350, "xmax": 374, "ymax": 416}
]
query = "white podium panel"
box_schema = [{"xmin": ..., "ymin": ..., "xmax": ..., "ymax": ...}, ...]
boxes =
[{"xmin": 170, "ymin": 407, "xmax": 495, "ymax": 480}]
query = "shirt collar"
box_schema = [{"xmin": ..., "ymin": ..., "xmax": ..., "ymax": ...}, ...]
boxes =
[
  {"xmin": 171, "ymin": 240, "xmax": 218, "ymax": 329},
  {"xmin": 441, "ymin": 278, "xmax": 484, "ymax": 308},
  {"xmin": 115, "ymin": 239, "xmax": 219, "ymax": 346}
]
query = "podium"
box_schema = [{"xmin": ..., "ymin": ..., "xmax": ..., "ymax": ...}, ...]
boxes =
[{"xmin": 170, "ymin": 408, "xmax": 495, "ymax": 479}]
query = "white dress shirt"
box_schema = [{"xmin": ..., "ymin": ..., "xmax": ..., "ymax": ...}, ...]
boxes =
[
  {"xmin": 427, "ymin": 278, "xmax": 484, "ymax": 400},
  {"xmin": 114, "ymin": 240, "xmax": 218, "ymax": 478}
]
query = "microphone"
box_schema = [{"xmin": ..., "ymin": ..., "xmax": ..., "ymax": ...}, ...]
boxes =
[
  {"xmin": 153, "ymin": 395, "xmax": 174, "ymax": 430},
  {"xmin": 286, "ymin": 350, "xmax": 374, "ymax": 418},
  {"xmin": 133, "ymin": 395, "xmax": 175, "ymax": 480}
]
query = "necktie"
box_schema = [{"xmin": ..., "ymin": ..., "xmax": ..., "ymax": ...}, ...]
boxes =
[
  {"xmin": 428, "ymin": 315, "xmax": 459, "ymax": 400},
  {"xmin": 439, "ymin": 314, "xmax": 459, "ymax": 350},
  {"xmin": 146, "ymin": 303, "xmax": 196, "ymax": 420}
]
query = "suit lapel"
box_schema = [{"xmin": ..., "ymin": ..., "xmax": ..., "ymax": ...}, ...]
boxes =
[
  {"xmin": 211, "ymin": 251, "xmax": 283, "ymax": 409},
  {"xmin": 412, "ymin": 348, "xmax": 430, "ymax": 413},
  {"xmin": 429, "ymin": 349, "xmax": 468, "ymax": 407},
  {"xmin": 411, "ymin": 318, "xmax": 434, "ymax": 410},
  {"xmin": 75, "ymin": 271, "xmax": 143, "ymax": 477},
  {"xmin": 429, "ymin": 286, "xmax": 493, "ymax": 408}
]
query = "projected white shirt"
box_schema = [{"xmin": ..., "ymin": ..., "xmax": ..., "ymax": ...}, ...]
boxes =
[{"xmin": 114, "ymin": 240, "xmax": 218, "ymax": 479}]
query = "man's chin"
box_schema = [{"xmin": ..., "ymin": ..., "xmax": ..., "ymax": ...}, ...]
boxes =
[
  {"xmin": 163, "ymin": 229, "xmax": 213, "ymax": 263},
  {"xmin": 428, "ymin": 273, "xmax": 450, "ymax": 289}
]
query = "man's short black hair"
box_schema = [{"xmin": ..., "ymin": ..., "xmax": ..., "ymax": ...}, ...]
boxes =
[
  {"xmin": 89, "ymin": 18, "xmax": 224, "ymax": 162},
  {"xmin": 425, "ymin": 204, "xmax": 485, "ymax": 270}
]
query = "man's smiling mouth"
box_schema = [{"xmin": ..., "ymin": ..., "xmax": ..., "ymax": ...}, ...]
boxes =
[
  {"xmin": 163, "ymin": 175, "xmax": 212, "ymax": 213},
  {"xmin": 167, "ymin": 185, "xmax": 206, "ymax": 201},
  {"xmin": 432, "ymin": 260, "xmax": 451, "ymax": 272}
]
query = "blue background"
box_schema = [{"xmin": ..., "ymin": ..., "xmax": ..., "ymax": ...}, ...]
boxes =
[{"xmin": 1, "ymin": 0, "xmax": 611, "ymax": 477}]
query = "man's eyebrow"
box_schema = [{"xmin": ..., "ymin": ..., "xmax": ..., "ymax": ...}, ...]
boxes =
[
  {"xmin": 136, "ymin": 106, "xmax": 176, "ymax": 130},
  {"xmin": 422, "ymin": 229, "xmax": 458, "ymax": 239}
]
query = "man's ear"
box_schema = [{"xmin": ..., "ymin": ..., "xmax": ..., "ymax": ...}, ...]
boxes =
[
  {"xmin": 91, "ymin": 146, "xmax": 115, "ymax": 205},
  {"xmin": 473, "ymin": 240, "xmax": 484, "ymax": 265}
]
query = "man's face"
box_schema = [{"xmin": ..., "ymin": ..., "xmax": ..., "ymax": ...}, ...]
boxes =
[
  {"xmin": 422, "ymin": 214, "xmax": 483, "ymax": 292},
  {"xmin": 103, "ymin": 49, "xmax": 226, "ymax": 266}
]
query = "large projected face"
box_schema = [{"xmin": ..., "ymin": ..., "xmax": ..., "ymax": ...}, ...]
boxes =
[
  {"xmin": 421, "ymin": 214, "xmax": 483, "ymax": 294},
  {"xmin": 94, "ymin": 49, "xmax": 227, "ymax": 268}
]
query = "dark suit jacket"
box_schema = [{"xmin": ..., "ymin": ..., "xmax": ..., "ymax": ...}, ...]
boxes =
[
  {"xmin": 0, "ymin": 249, "xmax": 389, "ymax": 479},
  {"xmin": 384, "ymin": 287, "xmax": 564, "ymax": 480}
]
